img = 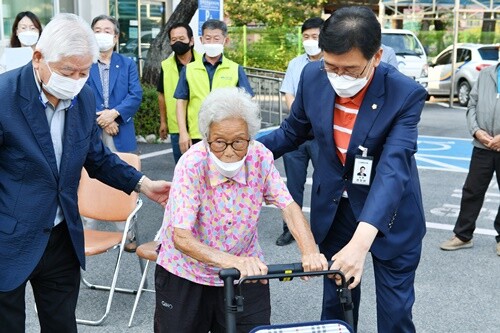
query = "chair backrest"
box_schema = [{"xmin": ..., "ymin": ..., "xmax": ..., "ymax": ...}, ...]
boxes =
[{"xmin": 78, "ymin": 152, "xmax": 141, "ymax": 221}]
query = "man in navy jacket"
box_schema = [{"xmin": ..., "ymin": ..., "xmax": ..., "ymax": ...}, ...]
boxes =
[
  {"xmin": 259, "ymin": 7, "xmax": 426, "ymax": 332},
  {"xmin": 0, "ymin": 14, "xmax": 170, "ymax": 332}
]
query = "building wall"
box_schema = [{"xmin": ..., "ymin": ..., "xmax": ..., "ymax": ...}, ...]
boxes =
[{"xmin": 78, "ymin": 0, "xmax": 110, "ymax": 24}]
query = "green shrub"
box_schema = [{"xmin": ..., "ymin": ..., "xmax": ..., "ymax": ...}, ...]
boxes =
[
  {"xmin": 135, "ymin": 83, "xmax": 159, "ymax": 137},
  {"xmin": 226, "ymin": 26, "xmax": 301, "ymax": 71}
]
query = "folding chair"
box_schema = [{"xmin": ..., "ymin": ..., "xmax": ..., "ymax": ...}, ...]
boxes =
[
  {"xmin": 76, "ymin": 152, "xmax": 143, "ymax": 326},
  {"xmin": 128, "ymin": 229, "xmax": 160, "ymax": 327}
]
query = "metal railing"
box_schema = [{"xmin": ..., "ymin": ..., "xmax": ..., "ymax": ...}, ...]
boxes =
[{"xmin": 244, "ymin": 67, "xmax": 289, "ymax": 128}]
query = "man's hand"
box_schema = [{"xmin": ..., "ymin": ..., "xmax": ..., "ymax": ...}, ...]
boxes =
[
  {"xmin": 330, "ymin": 222, "xmax": 378, "ymax": 289},
  {"xmin": 97, "ymin": 109, "xmax": 120, "ymax": 128},
  {"xmin": 179, "ymin": 131, "xmax": 192, "ymax": 154},
  {"xmin": 140, "ymin": 177, "xmax": 171, "ymax": 206},
  {"xmin": 474, "ymin": 129, "xmax": 493, "ymax": 147},
  {"xmin": 159, "ymin": 122, "xmax": 169, "ymax": 140},
  {"xmin": 103, "ymin": 121, "xmax": 119, "ymax": 136},
  {"xmin": 487, "ymin": 134, "xmax": 500, "ymax": 152}
]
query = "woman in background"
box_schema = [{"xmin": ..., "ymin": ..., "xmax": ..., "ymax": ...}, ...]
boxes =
[{"xmin": 10, "ymin": 11, "xmax": 43, "ymax": 48}]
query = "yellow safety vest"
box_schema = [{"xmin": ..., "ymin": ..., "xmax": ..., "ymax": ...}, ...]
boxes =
[
  {"xmin": 185, "ymin": 56, "xmax": 239, "ymax": 139},
  {"xmin": 161, "ymin": 50, "xmax": 200, "ymax": 133}
]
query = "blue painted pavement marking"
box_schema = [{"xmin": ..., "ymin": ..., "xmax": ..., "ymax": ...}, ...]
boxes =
[
  {"xmin": 257, "ymin": 129, "xmax": 473, "ymax": 173},
  {"xmin": 416, "ymin": 135, "xmax": 472, "ymax": 172}
]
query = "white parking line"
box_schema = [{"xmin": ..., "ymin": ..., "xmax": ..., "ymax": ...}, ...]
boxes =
[
  {"xmin": 262, "ymin": 204, "xmax": 497, "ymax": 236},
  {"xmin": 426, "ymin": 222, "xmax": 497, "ymax": 236},
  {"xmin": 140, "ymin": 149, "xmax": 172, "ymax": 159}
]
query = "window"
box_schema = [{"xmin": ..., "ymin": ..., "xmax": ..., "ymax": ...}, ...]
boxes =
[{"xmin": 435, "ymin": 51, "xmax": 452, "ymax": 65}]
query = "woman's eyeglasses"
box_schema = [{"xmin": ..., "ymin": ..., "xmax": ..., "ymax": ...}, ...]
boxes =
[{"xmin": 208, "ymin": 139, "xmax": 250, "ymax": 152}]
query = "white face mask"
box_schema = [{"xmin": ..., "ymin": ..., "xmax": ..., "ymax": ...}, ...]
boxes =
[
  {"xmin": 303, "ymin": 39, "xmax": 321, "ymax": 56},
  {"xmin": 18, "ymin": 31, "xmax": 39, "ymax": 46},
  {"xmin": 327, "ymin": 72, "xmax": 370, "ymax": 98},
  {"xmin": 327, "ymin": 59, "xmax": 373, "ymax": 98},
  {"xmin": 203, "ymin": 43, "xmax": 224, "ymax": 58},
  {"xmin": 208, "ymin": 151, "xmax": 246, "ymax": 179},
  {"xmin": 40, "ymin": 62, "xmax": 88, "ymax": 100},
  {"xmin": 94, "ymin": 33, "xmax": 115, "ymax": 52}
]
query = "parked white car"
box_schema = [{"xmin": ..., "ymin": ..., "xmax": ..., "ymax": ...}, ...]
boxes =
[
  {"xmin": 427, "ymin": 43, "xmax": 499, "ymax": 106},
  {"xmin": 381, "ymin": 29, "xmax": 428, "ymax": 85}
]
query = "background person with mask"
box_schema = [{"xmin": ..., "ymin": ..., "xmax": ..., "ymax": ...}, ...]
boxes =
[
  {"xmin": 174, "ymin": 19, "xmax": 253, "ymax": 156},
  {"xmin": 87, "ymin": 14, "xmax": 142, "ymax": 153},
  {"xmin": 86, "ymin": 14, "xmax": 143, "ymax": 252},
  {"xmin": 275, "ymin": 17, "xmax": 323, "ymax": 246},
  {"xmin": 258, "ymin": 6, "xmax": 427, "ymax": 332},
  {"xmin": 157, "ymin": 23, "xmax": 200, "ymax": 164},
  {"xmin": 10, "ymin": 11, "xmax": 43, "ymax": 49},
  {"xmin": 0, "ymin": 11, "xmax": 43, "ymax": 73}
]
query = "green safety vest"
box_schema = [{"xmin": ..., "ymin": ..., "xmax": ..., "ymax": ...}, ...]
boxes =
[
  {"xmin": 161, "ymin": 50, "xmax": 201, "ymax": 133},
  {"xmin": 185, "ymin": 56, "xmax": 239, "ymax": 139}
]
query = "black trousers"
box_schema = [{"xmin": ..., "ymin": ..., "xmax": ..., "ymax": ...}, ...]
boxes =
[
  {"xmin": 0, "ymin": 222, "xmax": 80, "ymax": 333},
  {"xmin": 154, "ymin": 265, "xmax": 271, "ymax": 333},
  {"xmin": 454, "ymin": 147, "xmax": 500, "ymax": 243},
  {"xmin": 319, "ymin": 198, "xmax": 420, "ymax": 333}
]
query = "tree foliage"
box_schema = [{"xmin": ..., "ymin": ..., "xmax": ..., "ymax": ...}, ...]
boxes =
[{"xmin": 224, "ymin": 0, "xmax": 326, "ymax": 27}]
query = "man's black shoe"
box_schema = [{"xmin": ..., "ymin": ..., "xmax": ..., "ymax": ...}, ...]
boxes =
[{"xmin": 275, "ymin": 230, "xmax": 295, "ymax": 246}]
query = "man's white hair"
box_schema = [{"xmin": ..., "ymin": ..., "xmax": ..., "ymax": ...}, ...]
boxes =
[
  {"xmin": 36, "ymin": 13, "xmax": 99, "ymax": 63},
  {"xmin": 198, "ymin": 87, "xmax": 261, "ymax": 140}
]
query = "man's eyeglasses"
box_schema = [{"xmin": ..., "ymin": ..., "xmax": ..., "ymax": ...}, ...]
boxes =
[
  {"xmin": 321, "ymin": 58, "xmax": 372, "ymax": 81},
  {"xmin": 208, "ymin": 139, "xmax": 250, "ymax": 152}
]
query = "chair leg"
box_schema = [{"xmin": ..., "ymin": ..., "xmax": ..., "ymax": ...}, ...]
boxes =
[
  {"xmin": 77, "ymin": 247, "xmax": 130, "ymax": 325},
  {"xmin": 128, "ymin": 259, "xmax": 152, "ymax": 327}
]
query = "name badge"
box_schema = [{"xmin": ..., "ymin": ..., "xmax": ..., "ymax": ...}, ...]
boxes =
[{"xmin": 352, "ymin": 146, "xmax": 373, "ymax": 186}]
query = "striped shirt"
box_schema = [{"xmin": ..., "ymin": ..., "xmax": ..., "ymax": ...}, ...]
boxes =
[{"xmin": 333, "ymin": 82, "xmax": 371, "ymax": 164}]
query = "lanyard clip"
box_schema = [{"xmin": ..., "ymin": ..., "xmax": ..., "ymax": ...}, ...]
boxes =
[{"xmin": 358, "ymin": 145, "xmax": 368, "ymax": 158}]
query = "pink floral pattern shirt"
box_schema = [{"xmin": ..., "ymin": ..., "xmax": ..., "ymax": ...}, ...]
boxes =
[{"xmin": 157, "ymin": 140, "xmax": 293, "ymax": 286}]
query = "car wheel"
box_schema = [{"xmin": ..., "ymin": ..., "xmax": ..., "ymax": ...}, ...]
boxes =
[{"xmin": 458, "ymin": 81, "xmax": 471, "ymax": 106}]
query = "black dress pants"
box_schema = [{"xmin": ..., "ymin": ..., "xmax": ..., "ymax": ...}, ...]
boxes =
[
  {"xmin": 0, "ymin": 222, "xmax": 81, "ymax": 333},
  {"xmin": 454, "ymin": 147, "xmax": 500, "ymax": 243}
]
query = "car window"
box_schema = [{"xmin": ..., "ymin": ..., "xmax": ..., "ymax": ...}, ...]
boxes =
[
  {"xmin": 457, "ymin": 49, "xmax": 471, "ymax": 62},
  {"xmin": 478, "ymin": 47, "xmax": 499, "ymax": 61},
  {"xmin": 381, "ymin": 33, "xmax": 423, "ymax": 56},
  {"xmin": 435, "ymin": 50, "xmax": 452, "ymax": 65}
]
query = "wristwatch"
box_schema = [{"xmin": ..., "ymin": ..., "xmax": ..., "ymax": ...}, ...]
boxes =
[{"xmin": 134, "ymin": 175, "xmax": 146, "ymax": 193}]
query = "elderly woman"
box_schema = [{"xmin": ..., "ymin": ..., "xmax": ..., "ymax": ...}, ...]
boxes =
[{"xmin": 155, "ymin": 87, "xmax": 328, "ymax": 333}]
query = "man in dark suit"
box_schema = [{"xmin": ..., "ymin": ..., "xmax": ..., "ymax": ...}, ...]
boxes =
[
  {"xmin": 0, "ymin": 14, "xmax": 170, "ymax": 333},
  {"xmin": 258, "ymin": 6, "xmax": 426, "ymax": 332},
  {"xmin": 87, "ymin": 14, "xmax": 143, "ymax": 153}
]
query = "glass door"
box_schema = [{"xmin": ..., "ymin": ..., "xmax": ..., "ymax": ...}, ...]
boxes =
[{"xmin": 115, "ymin": 0, "xmax": 166, "ymax": 76}]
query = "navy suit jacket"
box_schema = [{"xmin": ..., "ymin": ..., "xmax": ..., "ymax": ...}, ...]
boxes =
[
  {"xmin": 87, "ymin": 52, "xmax": 142, "ymax": 152},
  {"xmin": 0, "ymin": 63, "xmax": 143, "ymax": 292},
  {"xmin": 259, "ymin": 61, "xmax": 427, "ymax": 260}
]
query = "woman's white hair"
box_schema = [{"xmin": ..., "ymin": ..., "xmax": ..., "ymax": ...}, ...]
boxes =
[
  {"xmin": 36, "ymin": 13, "xmax": 99, "ymax": 63},
  {"xmin": 198, "ymin": 87, "xmax": 261, "ymax": 140}
]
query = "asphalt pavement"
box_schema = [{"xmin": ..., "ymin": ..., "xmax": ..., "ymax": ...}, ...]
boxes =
[{"xmin": 24, "ymin": 101, "xmax": 500, "ymax": 332}]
